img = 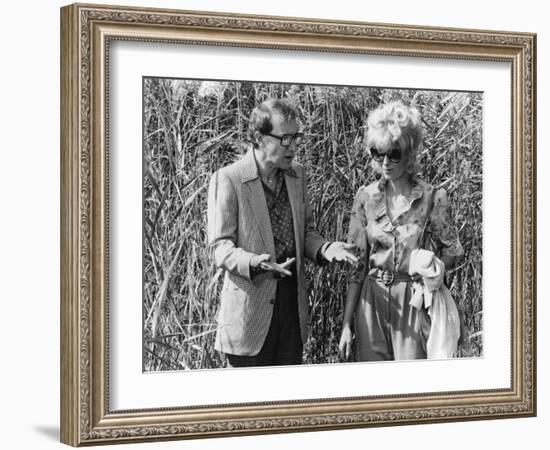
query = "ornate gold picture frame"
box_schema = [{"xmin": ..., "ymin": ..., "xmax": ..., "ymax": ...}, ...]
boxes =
[{"xmin": 60, "ymin": 3, "xmax": 536, "ymax": 446}]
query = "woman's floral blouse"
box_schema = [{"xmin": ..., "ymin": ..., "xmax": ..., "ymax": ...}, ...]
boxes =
[{"xmin": 347, "ymin": 178, "xmax": 464, "ymax": 284}]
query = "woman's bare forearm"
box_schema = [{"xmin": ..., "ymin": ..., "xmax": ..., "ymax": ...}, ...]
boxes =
[{"xmin": 342, "ymin": 281, "xmax": 362, "ymax": 328}]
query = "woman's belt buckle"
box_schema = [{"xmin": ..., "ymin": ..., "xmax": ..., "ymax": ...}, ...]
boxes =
[{"xmin": 381, "ymin": 269, "xmax": 395, "ymax": 286}]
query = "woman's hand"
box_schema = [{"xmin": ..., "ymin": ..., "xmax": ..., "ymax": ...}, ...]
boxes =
[{"xmin": 338, "ymin": 325, "xmax": 354, "ymax": 361}]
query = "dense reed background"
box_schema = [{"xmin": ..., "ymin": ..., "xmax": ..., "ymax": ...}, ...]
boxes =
[{"xmin": 143, "ymin": 78, "xmax": 483, "ymax": 371}]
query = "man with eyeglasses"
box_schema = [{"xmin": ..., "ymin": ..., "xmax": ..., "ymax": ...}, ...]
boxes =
[{"xmin": 207, "ymin": 98, "xmax": 357, "ymax": 367}]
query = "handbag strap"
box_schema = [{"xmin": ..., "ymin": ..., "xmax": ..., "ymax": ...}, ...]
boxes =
[
  {"xmin": 421, "ymin": 187, "xmax": 437, "ymax": 251},
  {"xmin": 364, "ymin": 223, "xmax": 371, "ymax": 273}
]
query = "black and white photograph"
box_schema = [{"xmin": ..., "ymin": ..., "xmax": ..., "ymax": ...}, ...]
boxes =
[
  {"xmin": 55, "ymin": 1, "xmax": 537, "ymax": 447},
  {"xmin": 142, "ymin": 78, "xmax": 483, "ymax": 371}
]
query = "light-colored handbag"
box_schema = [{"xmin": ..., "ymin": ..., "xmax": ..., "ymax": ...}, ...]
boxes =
[{"xmin": 415, "ymin": 188, "xmax": 462, "ymax": 359}]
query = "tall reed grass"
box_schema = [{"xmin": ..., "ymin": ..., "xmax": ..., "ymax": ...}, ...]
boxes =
[{"xmin": 143, "ymin": 78, "xmax": 483, "ymax": 370}]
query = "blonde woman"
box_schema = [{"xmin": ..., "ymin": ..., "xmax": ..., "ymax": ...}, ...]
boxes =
[{"xmin": 339, "ymin": 101, "xmax": 464, "ymax": 361}]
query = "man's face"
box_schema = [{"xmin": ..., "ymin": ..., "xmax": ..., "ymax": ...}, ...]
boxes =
[{"xmin": 258, "ymin": 113, "xmax": 299, "ymax": 170}]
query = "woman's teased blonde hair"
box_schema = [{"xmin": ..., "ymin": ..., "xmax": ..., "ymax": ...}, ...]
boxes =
[{"xmin": 365, "ymin": 101, "xmax": 423, "ymax": 175}]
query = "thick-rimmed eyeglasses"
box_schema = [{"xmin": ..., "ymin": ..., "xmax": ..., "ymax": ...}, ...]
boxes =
[
  {"xmin": 263, "ymin": 132, "xmax": 305, "ymax": 147},
  {"xmin": 370, "ymin": 147, "xmax": 402, "ymax": 163}
]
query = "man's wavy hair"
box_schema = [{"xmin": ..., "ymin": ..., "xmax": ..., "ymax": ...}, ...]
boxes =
[
  {"xmin": 365, "ymin": 101, "xmax": 423, "ymax": 176},
  {"xmin": 249, "ymin": 98, "xmax": 299, "ymax": 148}
]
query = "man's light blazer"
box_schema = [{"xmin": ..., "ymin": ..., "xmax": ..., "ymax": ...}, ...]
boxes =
[{"xmin": 207, "ymin": 148, "xmax": 327, "ymax": 356}]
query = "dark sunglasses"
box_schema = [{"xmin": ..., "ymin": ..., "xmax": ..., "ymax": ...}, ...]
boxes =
[
  {"xmin": 370, "ymin": 147, "xmax": 402, "ymax": 163},
  {"xmin": 263, "ymin": 132, "xmax": 304, "ymax": 147}
]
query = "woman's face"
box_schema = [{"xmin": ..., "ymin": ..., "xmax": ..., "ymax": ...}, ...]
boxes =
[{"xmin": 372, "ymin": 144, "xmax": 409, "ymax": 181}]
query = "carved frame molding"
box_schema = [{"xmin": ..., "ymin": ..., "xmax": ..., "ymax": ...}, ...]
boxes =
[{"xmin": 61, "ymin": 3, "xmax": 536, "ymax": 446}]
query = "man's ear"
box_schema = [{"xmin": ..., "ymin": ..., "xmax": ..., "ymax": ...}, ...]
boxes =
[{"xmin": 253, "ymin": 131, "xmax": 263, "ymax": 148}]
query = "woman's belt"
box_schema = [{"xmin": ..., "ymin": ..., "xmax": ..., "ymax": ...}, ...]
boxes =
[{"xmin": 368, "ymin": 268, "xmax": 415, "ymax": 286}]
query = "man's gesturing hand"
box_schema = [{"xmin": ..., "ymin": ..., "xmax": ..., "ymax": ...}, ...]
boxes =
[
  {"xmin": 324, "ymin": 242, "xmax": 358, "ymax": 264},
  {"xmin": 250, "ymin": 254, "xmax": 295, "ymax": 277}
]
